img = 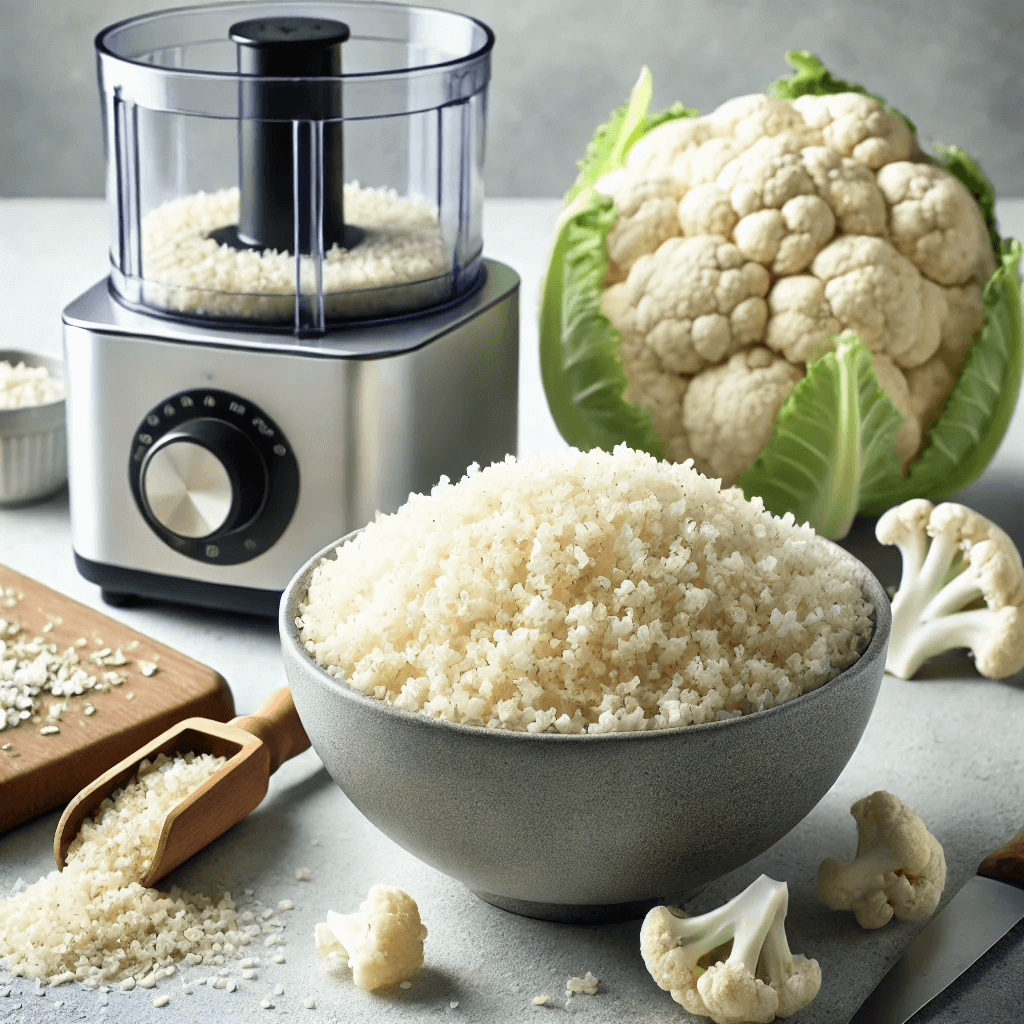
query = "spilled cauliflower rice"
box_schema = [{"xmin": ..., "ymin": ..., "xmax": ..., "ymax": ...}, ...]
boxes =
[
  {"xmin": 0, "ymin": 753, "xmax": 250, "ymax": 983},
  {"xmin": 297, "ymin": 446, "xmax": 874, "ymax": 733}
]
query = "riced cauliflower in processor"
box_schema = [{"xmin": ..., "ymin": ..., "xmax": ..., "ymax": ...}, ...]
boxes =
[{"xmin": 297, "ymin": 446, "xmax": 874, "ymax": 733}]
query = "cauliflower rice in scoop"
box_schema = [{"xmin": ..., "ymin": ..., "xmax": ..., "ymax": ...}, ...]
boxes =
[{"xmin": 297, "ymin": 446, "xmax": 873, "ymax": 733}]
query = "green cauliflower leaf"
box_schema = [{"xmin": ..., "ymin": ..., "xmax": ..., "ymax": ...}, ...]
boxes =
[
  {"xmin": 768, "ymin": 49, "xmax": 917, "ymax": 133},
  {"xmin": 739, "ymin": 335, "xmax": 904, "ymax": 540},
  {"xmin": 540, "ymin": 69, "xmax": 696, "ymax": 456}
]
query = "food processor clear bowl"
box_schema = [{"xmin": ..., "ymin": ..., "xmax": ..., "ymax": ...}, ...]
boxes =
[{"xmin": 96, "ymin": 1, "xmax": 493, "ymax": 333}]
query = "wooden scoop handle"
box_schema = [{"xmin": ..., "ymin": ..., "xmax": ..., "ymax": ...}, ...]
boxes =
[
  {"xmin": 979, "ymin": 824, "xmax": 1024, "ymax": 889},
  {"xmin": 230, "ymin": 687, "xmax": 310, "ymax": 776}
]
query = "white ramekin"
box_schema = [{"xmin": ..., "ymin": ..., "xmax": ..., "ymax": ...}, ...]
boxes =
[{"xmin": 0, "ymin": 349, "xmax": 67, "ymax": 506}]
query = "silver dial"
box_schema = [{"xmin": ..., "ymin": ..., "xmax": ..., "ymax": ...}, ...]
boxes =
[
  {"xmin": 131, "ymin": 392, "xmax": 295, "ymax": 565},
  {"xmin": 142, "ymin": 439, "xmax": 234, "ymax": 539}
]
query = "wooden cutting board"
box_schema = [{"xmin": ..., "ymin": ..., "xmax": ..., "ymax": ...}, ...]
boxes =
[{"xmin": 0, "ymin": 564, "xmax": 234, "ymax": 833}]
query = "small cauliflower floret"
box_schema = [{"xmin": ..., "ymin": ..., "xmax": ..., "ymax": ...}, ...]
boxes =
[
  {"xmin": 679, "ymin": 183, "xmax": 740, "ymax": 239},
  {"xmin": 904, "ymin": 357, "xmax": 956, "ymax": 436},
  {"xmin": 791, "ymin": 92, "xmax": 913, "ymax": 169},
  {"xmin": 682, "ymin": 347, "xmax": 803, "ymax": 485},
  {"xmin": 625, "ymin": 116, "xmax": 730, "ymax": 187},
  {"xmin": 599, "ymin": 171, "xmax": 682, "ymax": 283},
  {"xmin": 640, "ymin": 875, "xmax": 821, "ymax": 1024},
  {"xmin": 875, "ymin": 500, "xmax": 1024, "ymax": 679},
  {"xmin": 799, "ymin": 145, "xmax": 889, "ymax": 237},
  {"xmin": 870, "ymin": 353, "xmax": 922, "ymax": 469},
  {"xmin": 732, "ymin": 194, "xmax": 836, "ymax": 275},
  {"xmin": 716, "ymin": 133, "xmax": 817, "ymax": 218},
  {"xmin": 314, "ymin": 885, "xmax": 427, "ymax": 992},
  {"xmin": 707, "ymin": 93, "xmax": 816, "ymax": 149},
  {"xmin": 877, "ymin": 161, "xmax": 997, "ymax": 286},
  {"xmin": 811, "ymin": 235, "xmax": 946, "ymax": 368},
  {"xmin": 607, "ymin": 235, "xmax": 770, "ymax": 375},
  {"xmin": 938, "ymin": 281, "xmax": 986, "ymax": 376},
  {"xmin": 566, "ymin": 971, "xmax": 600, "ymax": 995},
  {"xmin": 764, "ymin": 275, "xmax": 840, "ymax": 363},
  {"xmin": 818, "ymin": 790, "xmax": 946, "ymax": 929},
  {"xmin": 614, "ymin": 332, "xmax": 693, "ymax": 464}
]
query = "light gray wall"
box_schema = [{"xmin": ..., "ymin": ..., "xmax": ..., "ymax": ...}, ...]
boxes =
[{"xmin": 1, "ymin": 0, "xmax": 1022, "ymax": 199}]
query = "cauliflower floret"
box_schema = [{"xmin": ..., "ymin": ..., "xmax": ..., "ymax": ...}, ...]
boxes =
[
  {"xmin": 314, "ymin": 885, "xmax": 427, "ymax": 992},
  {"xmin": 626, "ymin": 95, "xmax": 817, "ymax": 194},
  {"xmin": 641, "ymin": 875, "xmax": 821, "ymax": 1024},
  {"xmin": 716, "ymin": 133, "xmax": 818, "ymax": 217},
  {"xmin": 792, "ymin": 92, "xmax": 913, "ymax": 169},
  {"xmin": 606, "ymin": 235, "xmax": 770, "ymax": 375},
  {"xmin": 565, "ymin": 972, "xmax": 600, "ymax": 995},
  {"xmin": 764, "ymin": 275, "xmax": 841, "ymax": 363},
  {"xmin": 876, "ymin": 500, "xmax": 1024, "ymax": 679},
  {"xmin": 870, "ymin": 353, "xmax": 922, "ymax": 468},
  {"xmin": 818, "ymin": 790, "xmax": 946, "ymax": 929},
  {"xmin": 811, "ymin": 235, "xmax": 946, "ymax": 368},
  {"xmin": 732, "ymin": 194, "xmax": 836, "ymax": 274},
  {"xmin": 799, "ymin": 145, "xmax": 889, "ymax": 236},
  {"xmin": 625, "ymin": 117, "xmax": 724, "ymax": 186},
  {"xmin": 904, "ymin": 357, "xmax": 956, "ymax": 435},
  {"xmin": 682, "ymin": 347, "xmax": 803, "ymax": 485},
  {"xmin": 938, "ymin": 282, "xmax": 986, "ymax": 375},
  {"xmin": 599, "ymin": 171, "xmax": 682, "ymax": 284},
  {"xmin": 611, "ymin": 321, "xmax": 693, "ymax": 463},
  {"xmin": 679, "ymin": 183, "xmax": 740, "ymax": 239},
  {"xmin": 877, "ymin": 161, "xmax": 997, "ymax": 286},
  {"xmin": 707, "ymin": 92, "xmax": 817, "ymax": 149}
]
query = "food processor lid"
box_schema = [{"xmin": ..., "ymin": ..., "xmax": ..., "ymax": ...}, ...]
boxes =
[{"xmin": 95, "ymin": 0, "xmax": 495, "ymax": 118}]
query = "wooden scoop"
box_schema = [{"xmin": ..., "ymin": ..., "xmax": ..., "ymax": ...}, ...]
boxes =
[{"xmin": 54, "ymin": 686, "xmax": 310, "ymax": 888}]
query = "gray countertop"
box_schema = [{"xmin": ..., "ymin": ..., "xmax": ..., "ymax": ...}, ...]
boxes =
[{"xmin": 0, "ymin": 197, "xmax": 1023, "ymax": 1024}]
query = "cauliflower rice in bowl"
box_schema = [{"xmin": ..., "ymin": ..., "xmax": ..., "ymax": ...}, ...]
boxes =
[{"xmin": 296, "ymin": 445, "xmax": 873, "ymax": 733}]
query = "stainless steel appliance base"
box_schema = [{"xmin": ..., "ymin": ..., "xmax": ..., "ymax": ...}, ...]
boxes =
[
  {"xmin": 62, "ymin": 260, "xmax": 519, "ymax": 615},
  {"xmin": 75, "ymin": 552, "xmax": 283, "ymax": 617}
]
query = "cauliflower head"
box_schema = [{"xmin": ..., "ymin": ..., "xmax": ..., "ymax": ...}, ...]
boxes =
[
  {"xmin": 542, "ymin": 53, "xmax": 1021, "ymax": 542},
  {"xmin": 598, "ymin": 90, "xmax": 991, "ymax": 489}
]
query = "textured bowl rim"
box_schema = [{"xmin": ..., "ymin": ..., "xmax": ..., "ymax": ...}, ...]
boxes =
[{"xmin": 281, "ymin": 530, "xmax": 891, "ymax": 745}]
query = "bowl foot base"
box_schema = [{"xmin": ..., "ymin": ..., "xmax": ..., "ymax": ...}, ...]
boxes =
[{"xmin": 469, "ymin": 887, "xmax": 696, "ymax": 924}]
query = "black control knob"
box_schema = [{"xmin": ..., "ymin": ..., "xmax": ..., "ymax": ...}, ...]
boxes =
[
  {"xmin": 129, "ymin": 389, "xmax": 300, "ymax": 565},
  {"xmin": 140, "ymin": 418, "xmax": 268, "ymax": 540}
]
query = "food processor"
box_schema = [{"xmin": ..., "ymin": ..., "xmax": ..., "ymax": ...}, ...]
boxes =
[{"xmin": 62, "ymin": 1, "xmax": 518, "ymax": 616}]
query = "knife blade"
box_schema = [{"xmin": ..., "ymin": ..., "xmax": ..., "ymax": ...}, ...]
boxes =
[{"xmin": 848, "ymin": 824, "xmax": 1024, "ymax": 1024}]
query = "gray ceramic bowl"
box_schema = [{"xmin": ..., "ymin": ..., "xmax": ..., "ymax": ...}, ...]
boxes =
[
  {"xmin": 0, "ymin": 348, "xmax": 67, "ymax": 506},
  {"xmin": 281, "ymin": 535, "xmax": 890, "ymax": 923}
]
